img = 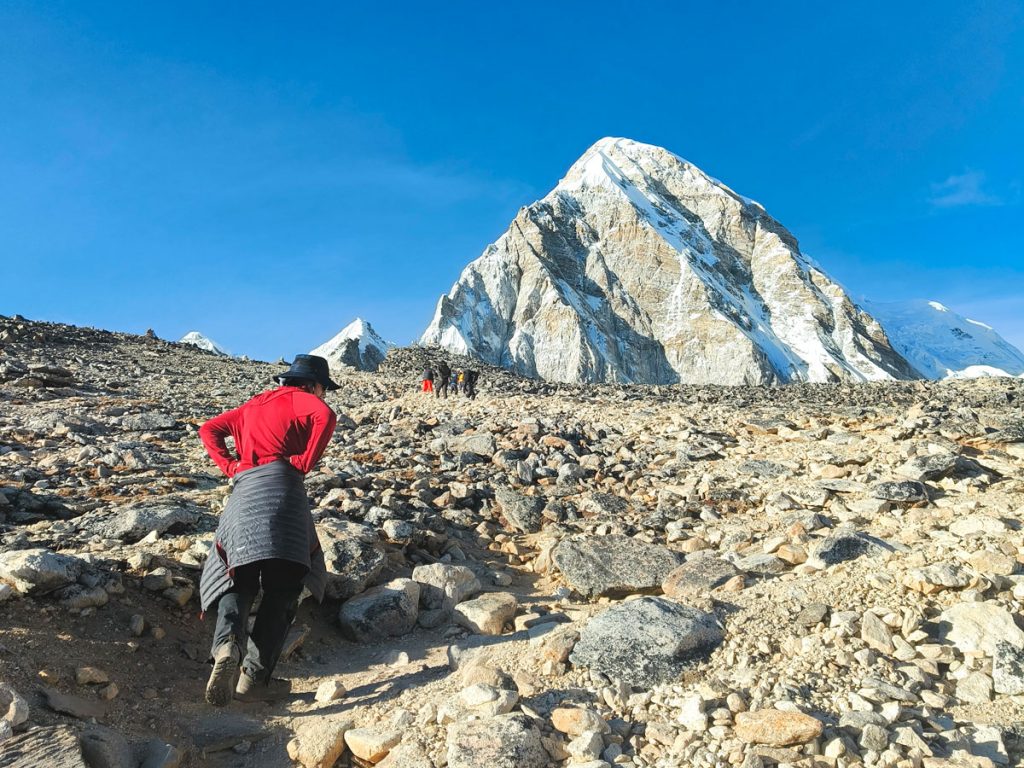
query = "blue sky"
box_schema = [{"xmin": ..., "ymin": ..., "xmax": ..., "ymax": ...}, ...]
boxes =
[{"xmin": 2, "ymin": 1, "xmax": 1022, "ymax": 361}]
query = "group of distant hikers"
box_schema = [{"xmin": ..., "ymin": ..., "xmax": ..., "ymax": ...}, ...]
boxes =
[
  {"xmin": 420, "ymin": 360, "xmax": 479, "ymax": 400},
  {"xmin": 194, "ymin": 352, "xmax": 484, "ymax": 707}
]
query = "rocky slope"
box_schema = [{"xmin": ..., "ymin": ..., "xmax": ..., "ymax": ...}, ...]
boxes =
[
  {"xmin": 2, "ymin": 313, "xmax": 1024, "ymax": 768},
  {"xmin": 421, "ymin": 138, "xmax": 920, "ymax": 385}
]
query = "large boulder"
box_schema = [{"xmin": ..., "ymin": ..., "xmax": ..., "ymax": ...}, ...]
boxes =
[
  {"xmin": 0, "ymin": 548, "xmax": 85, "ymax": 596},
  {"xmin": 552, "ymin": 535, "xmax": 683, "ymax": 598},
  {"xmin": 453, "ymin": 592, "xmax": 517, "ymax": 635},
  {"xmin": 446, "ymin": 713, "xmax": 547, "ymax": 768},
  {"xmin": 938, "ymin": 602, "xmax": 1024, "ymax": 655},
  {"xmin": 569, "ymin": 597, "xmax": 724, "ymax": 687},
  {"xmin": 411, "ymin": 564, "xmax": 481, "ymax": 611},
  {"xmin": 338, "ymin": 579, "xmax": 420, "ymax": 643},
  {"xmin": 81, "ymin": 499, "xmax": 204, "ymax": 543},
  {"xmin": 494, "ymin": 488, "xmax": 544, "ymax": 534},
  {"xmin": 317, "ymin": 519, "xmax": 387, "ymax": 601}
]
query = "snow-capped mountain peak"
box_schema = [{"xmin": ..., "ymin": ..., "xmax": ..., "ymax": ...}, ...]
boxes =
[
  {"xmin": 867, "ymin": 299, "xmax": 1024, "ymax": 379},
  {"xmin": 179, "ymin": 331, "xmax": 229, "ymax": 356},
  {"xmin": 311, "ymin": 318, "xmax": 390, "ymax": 372},
  {"xmin": 421, "ymin": 137, "xmax": 916, "ymax": 384}
]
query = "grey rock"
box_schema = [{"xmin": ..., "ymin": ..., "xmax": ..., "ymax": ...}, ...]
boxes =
[
  {"xmin": 0, "ymin": 725, "xmax": 89, "ymax": 767},
  {"xmin": 338, "ymin": 579, "xmax": 419, "ymax": 643},
  {"xmin": 738, "ymin": 460, "xmax": 789, "ymax": 478},
  {"xmin": 735, "ymin": 553, "xmax": 786, "ymax": 575},
  {"xmin": 871, "ymin": 480, "xmax": 928, "ymax": 502},
  {"xmin": 411, "ymin": 563, "xmax": 481, "ymax": 610},
  {"xmin": 569, "ymin": 597, "xmax": 724, "ymax": 687},
  {"xmin": 446, "ymin": 713, "xmax": 547, "ymax": 768},
  {"xmin": 83, "ymin": 499, "xmax": 203, "ymax": 543},
  {"xmin": 121, "ymin": 412, "xmax": 179, "ymax": 431},
  {"xmin": 553, "ymin": 534, "xmax": 682, "ymax": 598},
  {"xmin": 896, "ymin": 452, "xmax": 958, "ymax": 481},
  {"xmin": 494, "ymin": 487, "xmax": 544, "ymax": 533},
  {"xmin": 317, "ymin": 518, "xmax": 387, "ymax": 601},
  {"xmin": 808, "ymin": 530, "xmax": 890, "ymax": 568},
  {"xmin": 0, "ymin": 548, "xmax": 85, "ymax": 595},
  {"xmin": 993, "ymin": 641, "xmax": 1024, "ymax": 695}
]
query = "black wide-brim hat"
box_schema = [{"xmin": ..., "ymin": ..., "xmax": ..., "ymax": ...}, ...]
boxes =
[{"xmin": 276, "ymin": 354, "xmax": 340, "ymax": 391}]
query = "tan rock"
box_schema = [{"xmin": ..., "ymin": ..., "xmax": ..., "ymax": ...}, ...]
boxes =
[
  {"xmin": 76, "ymin": 666, "xmax": 109, "ymax": 685},
  {"xmin": 315, "ymin": 679, "xmax": 346, "ymax": 703},
  {"xmin": 776, "ymin": 544, "xmax": 807, "ymax": 565},
  {"xmin": 345, "ymin": 728, "xmax": 402, "ymax": 763},
  {"xmin": 453, "ymin": 592, "xmax": 517, "ymax": 635},
  {"xmin": 733, "ymin": 710, "xmax": 823, "ymax": 746},
  {"xmin": 287, "ymin": 718, "xmax": 353, "ymax": 768},
  {"xmin": 551, "ymin": 706, "xmax": 608, "ymax": 737}
]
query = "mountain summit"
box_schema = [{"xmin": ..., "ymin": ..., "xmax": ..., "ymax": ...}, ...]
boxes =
[
  {"xmin": 420, "ymin": 137, "xmax": 919, "ymax": 384},
  {"xmin": 311, "ymin": 318, "xmax": 390, "ymax": 372}
]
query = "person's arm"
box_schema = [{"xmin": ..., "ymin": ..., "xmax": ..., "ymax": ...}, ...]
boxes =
[
  {"xmin": 289, "ymin": 403, "xmax": 337, "ymax": 474},
  {"xmin": 199, "ymin": 408, "xmax": 243, "ymax": 477}
]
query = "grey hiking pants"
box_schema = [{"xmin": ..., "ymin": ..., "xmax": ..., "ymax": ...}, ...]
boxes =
[{"xmin": 210, "ymin": 559, "xmax": 307, "ymax": 684}]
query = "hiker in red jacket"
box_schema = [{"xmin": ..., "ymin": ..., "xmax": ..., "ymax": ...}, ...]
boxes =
[{"xmin": 198, "ymin": 354, "xmax": 338, "ymax": 706}]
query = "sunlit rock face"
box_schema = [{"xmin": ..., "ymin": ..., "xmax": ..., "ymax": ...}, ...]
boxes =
[{"xmin": 421, "ymin": 137, "xmax": 918, "ymax": 385}]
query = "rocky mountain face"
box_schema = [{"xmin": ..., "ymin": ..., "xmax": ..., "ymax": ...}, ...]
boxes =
[
  {"xmin": 422, "ymin": 138, "xmax": 922, "ymax": 385},
  {"xmin": 3, "ymin": 313, "xmax": 1024, "ymax": 767},
  {"xmin": 311, "ymin": 318, "xmax": 390, "ymax": 372}
]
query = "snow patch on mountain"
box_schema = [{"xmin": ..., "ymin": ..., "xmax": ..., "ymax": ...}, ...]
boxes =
[
  {"xmin": 311, "ymin": 318, "xmax": 391, "ymax": 372},
  {"xmin": 867, "ymin": 300, "xmax": 1024, "ymax": 379},
  {"xmin": 179, "ymin": 331, "xmax": 229, "ymax": 356}
]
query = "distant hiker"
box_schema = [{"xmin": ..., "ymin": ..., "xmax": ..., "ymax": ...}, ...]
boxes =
[
  {"xmin": 464, "ymin": 369, "xmax": 479, "ymax": 399},
  {"xmin": 450, "ymin": 370, "xmax": 459, "ymax": 394},
  {"xmin": 421, "ymin": 366, "xmax": 434, "ymax": 394},
  {"xmin": 436, "ymin": 360, "xmax": 451, "ymax": 399},
  {"xmin": 456, "ymin": 369, "xmax": 465, "ymax": 394},
  {"xmin": 198, "ymin": 354, "xmax": 338, "ymax": 706}
]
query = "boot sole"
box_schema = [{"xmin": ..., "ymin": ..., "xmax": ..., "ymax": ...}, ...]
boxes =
[{"xmin": 205, "ymin": 656, "xmax": 239, "ymax": 707}]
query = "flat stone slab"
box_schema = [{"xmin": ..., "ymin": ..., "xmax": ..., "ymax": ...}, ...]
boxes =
[
  {"xmin": 446, "ymin": 713, "xmax": 547, "ymax": 768},
  {"xmin": 569, "ymin": 597, "xmax": 724, "ymax": 687},
  {"xmin": 0, "ymin": 725, "xmax": 88, "ymax": 768},
  {"xmin": 552, "ymin": 534, "xmax": 683, "ymax": 598}
]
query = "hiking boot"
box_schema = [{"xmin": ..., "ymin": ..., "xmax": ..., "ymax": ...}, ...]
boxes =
[
  {"xmin": 234, "ymin": 672, "xmax": 292, "ymax": 703},
  {"xmin": 204, "ymin": 642, "xmax": 240, "ymax": 707}
]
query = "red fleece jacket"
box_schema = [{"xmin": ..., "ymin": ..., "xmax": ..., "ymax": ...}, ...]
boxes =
[{"xmin": 199, "ymin": 386, "xmax": 337, "ymax": 478}]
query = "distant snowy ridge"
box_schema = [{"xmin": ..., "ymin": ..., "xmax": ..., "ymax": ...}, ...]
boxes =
[
  {"xmin": 867, "ymin": 300, "xmax": 1024, "ymax": 380},
  {"xmin": 179, "ymin": 331, "xmax": 229, "ymax": 356},
  {"xmin": 311, "ymin": 318, "xmax": 391, "ymax": 372},
  {"xmin": 421, "ymin": 137, "xmax": 916, "ymax": 385}
]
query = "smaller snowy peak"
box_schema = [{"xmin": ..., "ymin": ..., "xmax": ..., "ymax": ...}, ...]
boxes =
[
  {"xmin": 867, "ymin": 299, "xmax": 1024, "ymax": 380},
  {"xmin": 179, "ymin": 331, "xmax": 229, "ymax": 356},
  {"xmin": 311, "ymin": 318, "xmax": 391, "ymax": 373}
]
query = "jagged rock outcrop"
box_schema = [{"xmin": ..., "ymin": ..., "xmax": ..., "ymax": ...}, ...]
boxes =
[{"xmin": 421, "ymin": 137, "xmax": 920, "ymax": 385}]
